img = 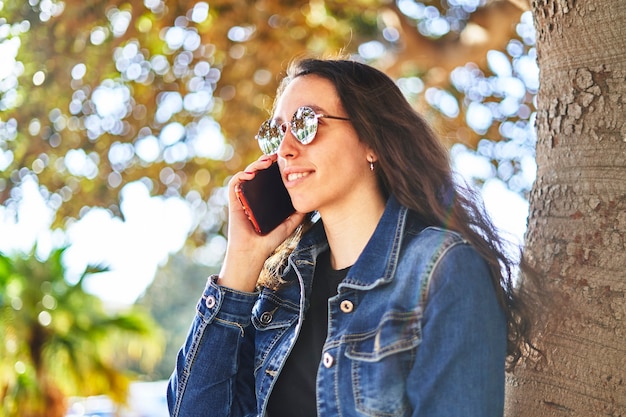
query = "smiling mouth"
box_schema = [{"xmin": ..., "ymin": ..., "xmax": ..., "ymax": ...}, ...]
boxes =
[{"xmin": 286, "ymin": 172, "xmax": 311, "ymax": 181}]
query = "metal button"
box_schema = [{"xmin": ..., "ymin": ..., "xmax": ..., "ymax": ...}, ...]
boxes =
[
  {"xmin": 340, "ymin": 300, "xmax": 354, "ymax": 313},
  {"xmin": 205, "ymin": 295, "xmax": 216, "ymax": 308},
  {"xmin": 260, "ymin": 311, "xmax": 273, "ymax": 325},
  {"xmin": 323, "ymin": 352, "xmax": 334, "ymax": 368}
]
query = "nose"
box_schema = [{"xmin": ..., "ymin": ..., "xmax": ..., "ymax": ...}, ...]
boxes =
[{"xmin": 277, "ymin": 124, "xmax": 299, "ymax": 159}]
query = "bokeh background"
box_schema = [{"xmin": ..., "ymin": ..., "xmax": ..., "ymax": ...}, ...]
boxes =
[{"xmin": 1, "ymin": 0, "xmax": 537, "ymax": 415}]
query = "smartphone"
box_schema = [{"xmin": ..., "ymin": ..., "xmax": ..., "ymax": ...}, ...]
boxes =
[{"xmin": 235, "ymin": 162, "xmax": 296, "ymax": 235}]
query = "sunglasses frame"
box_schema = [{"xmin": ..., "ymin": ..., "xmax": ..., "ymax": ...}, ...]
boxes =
[{"xmin": 255, "ymin": 106, "xmax": 350, "ymax": 155}]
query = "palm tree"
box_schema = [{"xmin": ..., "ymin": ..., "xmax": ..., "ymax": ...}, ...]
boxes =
[{"xmin": 0, "ymin": 248, "xmax": 164, "ymax": 417}]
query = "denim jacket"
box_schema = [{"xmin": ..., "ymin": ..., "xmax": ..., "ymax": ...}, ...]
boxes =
[{"xmin": 168, "ymin": 197, "xmax": 506, "ymax": 416}]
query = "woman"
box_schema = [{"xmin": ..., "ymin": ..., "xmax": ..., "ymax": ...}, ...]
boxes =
[{"xmin": 167, "ymin": 58, "xmax": 534, "ymax": 416}]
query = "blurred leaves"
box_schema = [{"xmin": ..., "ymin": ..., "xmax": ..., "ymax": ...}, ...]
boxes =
[
  {"xmin": 0, "ymin": 0, "xmax": 538, "ymax": 247},
  {"xmin": 0, "ymin": 0, "xmax": 540, "ymax": 411},
  {"xmin": 0, "ymin": 247, "xmax": 163, "ymax": 416}
]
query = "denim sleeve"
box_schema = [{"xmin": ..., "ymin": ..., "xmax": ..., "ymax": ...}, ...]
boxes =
[
  {"xmin": 409, "ymin": 244, "xmax": 507, "ymax": 417},
  {"xmin": 167, "ymin": 275, "xmax": 259, "ymax": 417}
]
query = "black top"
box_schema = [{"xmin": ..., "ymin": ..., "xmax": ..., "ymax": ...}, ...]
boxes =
[{"xmin": 266, "ymin": 249, "xmax": 349, "ymax": 417}]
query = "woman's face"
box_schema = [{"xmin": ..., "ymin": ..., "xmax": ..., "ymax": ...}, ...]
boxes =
[{"xmin": 274, "ymin": 75, "xmax": 380, "ymax": 216}]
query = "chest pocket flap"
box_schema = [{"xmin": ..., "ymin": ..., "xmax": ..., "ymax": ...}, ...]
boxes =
[{"xmin": 344, "ymin": 308, "xmax": 422, "ymax": 362}]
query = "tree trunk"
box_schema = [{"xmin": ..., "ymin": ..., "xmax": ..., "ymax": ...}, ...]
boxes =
[{"xmin": 505, "ymin": 0, "xmax": 626, "ymax": 416}]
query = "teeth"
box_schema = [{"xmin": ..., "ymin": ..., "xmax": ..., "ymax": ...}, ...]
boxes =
[{"xmin": 287, "ymin": 172, "xmax": 310, "ymax": 181}]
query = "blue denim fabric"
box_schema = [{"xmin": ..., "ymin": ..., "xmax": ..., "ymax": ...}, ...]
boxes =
[{"xmin": 168, "ymin": 196, "xmax": 506, "ymax": 416}]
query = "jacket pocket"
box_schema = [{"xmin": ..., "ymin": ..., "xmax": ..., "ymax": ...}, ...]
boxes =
[{"xmin": 344, "ymin": 309, "xmax": 422, "ymax": 417}]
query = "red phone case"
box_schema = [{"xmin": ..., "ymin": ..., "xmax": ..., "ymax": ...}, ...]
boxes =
[{"xmin": 235, "ymin": 163, "xmax": 295, "ymax": 235}]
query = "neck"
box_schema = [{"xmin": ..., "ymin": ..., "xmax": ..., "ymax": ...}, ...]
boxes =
[{"xmin": 320, "ymin": 192, "xmax": 386, "ymax": 270}]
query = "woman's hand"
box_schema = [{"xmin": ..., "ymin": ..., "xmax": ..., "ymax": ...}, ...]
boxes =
[{"xmin": 218, "ymin": 155, "xmax": 306, "ymax": 292}]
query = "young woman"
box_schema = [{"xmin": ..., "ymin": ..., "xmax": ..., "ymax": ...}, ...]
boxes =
[{"xmin": 167, "ymin": 58, "xmax": 535, "ymax": 416}]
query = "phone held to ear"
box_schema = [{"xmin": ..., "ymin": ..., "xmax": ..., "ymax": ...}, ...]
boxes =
[{"xmin": 235, "ymin": 162, "xmax": 296, "ymax": 235}]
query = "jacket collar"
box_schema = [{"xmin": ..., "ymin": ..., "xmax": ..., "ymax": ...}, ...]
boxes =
[
  {"xmin": 342, "ymin": 196, "xmax": 408, "ymax": 290},
  {"xmin": 293, "ymin": 196, "xmax": 411, "ymax": 290}
]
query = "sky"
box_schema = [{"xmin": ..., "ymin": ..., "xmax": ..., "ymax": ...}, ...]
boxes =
[{"xmin": 0, "ymin": 177, "xmax": 194, "ymax": 304}]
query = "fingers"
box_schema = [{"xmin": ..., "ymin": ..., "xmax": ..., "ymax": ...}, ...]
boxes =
[
  {"xmin": 243, "ymin": 154, "xmax": 277, "ymax": 175},
  {"xmin": 228, "ymin": 154, "xmax": 277, "ymax": 194}
]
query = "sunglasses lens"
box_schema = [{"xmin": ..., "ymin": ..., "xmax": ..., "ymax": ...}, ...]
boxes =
[
  {"xmin": 291, "ymin": 107, "xmax": 318, "ymax": 145},
  {"xmin": 256, "ymin": 107, "xmax": 319, "ymax": 155},
  {"xmin": 257, "ymin": 120, "xmax": 283, "ymax": 155}
]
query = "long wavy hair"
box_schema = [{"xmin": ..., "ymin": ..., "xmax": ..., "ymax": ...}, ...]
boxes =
[{"xmin": 259, "ymin": 57, "xmax": 540, "ymax": 371}]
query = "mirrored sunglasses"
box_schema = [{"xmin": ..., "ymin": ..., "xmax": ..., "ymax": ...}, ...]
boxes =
[{"xmin": 255, "ymin": 106, "xmax": 350, "ymax": 155}]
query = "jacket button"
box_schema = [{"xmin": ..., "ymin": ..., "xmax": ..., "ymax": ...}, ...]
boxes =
[
  {"xmin": 340, "ymin": 300, "xmax": 354, "ymax": 313},
  {"xmin": 205, "ymin": 295, "xmax": 216, "ymax": 308},
  {"xmin": 260, "ymin": 311, "xmax": 273, "ymax": 325},
  {"xmin": 322, "ymin": 352, "xmax": 334, "ymax": 368}
]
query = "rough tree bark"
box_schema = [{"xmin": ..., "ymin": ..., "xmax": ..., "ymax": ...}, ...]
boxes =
[{"xmin": 505, "ymin": 0, "xmax": 626, "ymax": 416}]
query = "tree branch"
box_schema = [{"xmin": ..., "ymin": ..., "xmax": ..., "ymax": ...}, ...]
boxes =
[{"xmin": 381, "ymin": 0, "xmax": 527, "ymax": 81}]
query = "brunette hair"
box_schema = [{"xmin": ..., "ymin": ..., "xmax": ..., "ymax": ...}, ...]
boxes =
[{"xmin": 260, "ymin": 57, "xmax": 540, "ymax": 370}]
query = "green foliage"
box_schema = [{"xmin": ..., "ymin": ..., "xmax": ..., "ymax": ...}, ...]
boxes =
[
  {"xmin": 0, "ymin": 247, "xmax": 164, "ymax": 417},
  {"xmin": 135, "ymin": 252, "xmax": 215, "ymax": 380}
]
